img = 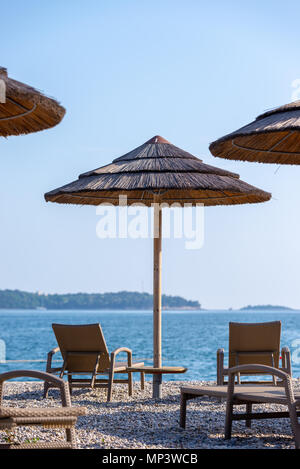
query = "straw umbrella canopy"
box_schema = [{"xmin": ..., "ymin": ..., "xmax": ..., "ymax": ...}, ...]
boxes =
[
  {"xmin": 44, "ymin": 135, "xmax": 271, "ymax": 398},
  {"xmin": 0, "ymin": 67, "xmax": 65, "ymax": 136},
  {"xmin": 209, "ymin": 100, "xmax": 300, "ymax": 165}
]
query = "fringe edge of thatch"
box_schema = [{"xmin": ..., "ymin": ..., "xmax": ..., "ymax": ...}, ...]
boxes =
[
  {"xmin": 209, "ymin": 125, "xmax": 300, "ymax": 154},
  {"xmin": 0, "ymin": 67, "xmax": 65, "ymax": 129},
  {"xmin": 257, "ymin": 100, "xmax": 300, "ymax": 120}
]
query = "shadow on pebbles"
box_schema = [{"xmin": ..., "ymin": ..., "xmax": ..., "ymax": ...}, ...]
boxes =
[{"xmin": 0, "ymin": 379, "xmax": 298, "ymax": 449}]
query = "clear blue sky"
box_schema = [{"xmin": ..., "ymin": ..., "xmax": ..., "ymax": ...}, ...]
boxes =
[{"xmin": 1, "ymin": 0, "xmax": 300, "ymax": 309}]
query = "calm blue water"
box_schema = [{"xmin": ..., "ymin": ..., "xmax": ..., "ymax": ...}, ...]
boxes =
[{"xmin": 1, "ymin": 309, "xmax": 300, "ymax": 381}]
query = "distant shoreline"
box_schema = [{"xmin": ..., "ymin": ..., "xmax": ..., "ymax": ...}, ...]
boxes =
[
  {"xmin": 0, "ymin": 289, "xmax": 201, "ymax": 311},
  {"xmin": 0, "ymin": 307, "xmax": 297, "ymax": 312},
  {"xmin": 0, "ymin": 292, "xmax": 295, "ymax": 312},
  {"xmin": 239, "ymin": 305, "xmax": 294, "ymax": 311},
  {"xmin": 0, "ymin": 307, "xmax": 202, "ymax": 312}
]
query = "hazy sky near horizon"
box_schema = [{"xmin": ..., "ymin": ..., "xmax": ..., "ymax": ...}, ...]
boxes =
[{"xmin": 1, "ymin": 0, "xmax": 300, "ymax": 309}]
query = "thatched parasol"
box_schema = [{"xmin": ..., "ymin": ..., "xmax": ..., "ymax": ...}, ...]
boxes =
[
  {"xmin": 45, "ymin": 135, "xmax": 271, "ymax": 398},
  {"xmin": 209, "ymin": 101, "xmax": 300, "ymax": 165},
  {"xmin": 0, "ymin": 67, "xmax": 65, "ymax": 136}
]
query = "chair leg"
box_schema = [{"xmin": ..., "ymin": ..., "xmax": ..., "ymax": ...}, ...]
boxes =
[
  {"xmin": 66, "ymin": 427, "xmax": 77, "ymax": 449},
  {"xmin": 43, "ymin": 381, "xmax": 50, "ymax": 398},
  {"xmin": 246, "ymin": 402, "xmax": 252, "ymax": 428},
  {"xmin": 107, "ymin": 364, "xmax": 115, "ymax": 402},
  {"xmin": 68, "ymin": 375, "xmax": 73, "ymax": 396},
  {"xmin": 225, "ymin": 401, "xmax": 233, "ymax": 439},
  {"xmin": 91, "ymin": 353, "xmax": 101, "ymax": 389},
  {"xmin": 128, "ymin": 372, "xmax": 133, "ymax": 397},
  {"xmin": 218, "ymin": 373, "xmax": 224, "ymax": 386},
  {"xmin": 287, "ymin": 402, "xmax": 300, "ymax": 449},
  {"xmin": 141, "ymin": 372, "xmax": 145, "ymax": 391},
  {"xmin": 180, "ymin": 393, "xmax": 187, "ymax": 429},
  {"xmin": 217, "ymin": 349, "xmax": 224, "ymax": 386}
]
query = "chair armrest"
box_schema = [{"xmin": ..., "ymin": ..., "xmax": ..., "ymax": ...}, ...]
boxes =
[
  {"xmin": 0, "ymin": 369, "xmax": 65, "ymax": 386},
  {"xmin": 0, "ymin": 370, "xmax": 72, "ymax": 407},
  {"xmin": 281, "ymin": 347, "xmax": 292, "ymax": 376},
  {"xmin": 111, "ymin": 347, "xmax": 133, "ymax": 367},
  {"xmin": 226, "ymin": 364, "xmax": 296, "ymax": 413},
  {"xmin": 228, "ymin": 364, "xmax": 290, "ymax": 382},
  {"xmin": 46, "ymin": 347, "xmax": 60, "ymax": 373},
  {"xmin": 225, "ymin": 364, "xmax": 296, "ymax": 438}
]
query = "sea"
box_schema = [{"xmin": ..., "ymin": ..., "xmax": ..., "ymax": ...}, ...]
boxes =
[{"xmin": 0, "ymin": 309, "xmax": 300, "ymax": 381}]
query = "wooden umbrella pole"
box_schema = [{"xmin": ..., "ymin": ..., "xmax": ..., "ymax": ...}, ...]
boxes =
[{"xmin": 153, "ymin": 198, "xmax": 162, "ymax": 398}]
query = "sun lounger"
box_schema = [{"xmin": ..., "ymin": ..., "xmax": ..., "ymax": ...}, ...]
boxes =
[
  {"xmin": 180, "ymin": 364, "xmax": 300, "ymax": 449},
  {"xmin": 217, "ymin": 321, "xmax": 291, "ymax": 385},
  {"xmin": 0, "ymin": 370, "xmax": 86, "ymax": 449},
  {"xmin": 44, "ymin": 323, "xmax": 144, "ymax": 401}
]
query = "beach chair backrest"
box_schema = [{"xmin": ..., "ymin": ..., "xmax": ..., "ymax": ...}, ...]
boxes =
[
  {"xmin": 52, "ymin": 323, "xmax": 110, "ymax": 372},
  {"xmin": 228, "ymin": 321, "xmax": 281, "ymax": 369}
]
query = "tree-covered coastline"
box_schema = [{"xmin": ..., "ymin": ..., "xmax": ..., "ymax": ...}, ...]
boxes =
[
  {"xmin": 0, "ymin": 289, "xmax": 201, "ymax": 310},
  {"xmin": 240, "ymin": 304, "xmax": 293, "ymax": 311}
]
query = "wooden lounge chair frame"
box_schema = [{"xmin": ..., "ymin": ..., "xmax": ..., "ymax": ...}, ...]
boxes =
[
  {"xmin": 44, "ymin": 323, "xmax": 144, "ymax": 401},
  {"xmin": 180, "ymin": 364, "xmax": 300, "ymax": 449},
  {"xmin": 0, "ymin": 370, "xmax": 86, "ymax": 449},
  {"xmin": 217, "ymin": 321, "xmax": 292, "ymax": 385},
  {"xmin": 225, "ymin": 364, "xmax": 300, "ymax": 448}
]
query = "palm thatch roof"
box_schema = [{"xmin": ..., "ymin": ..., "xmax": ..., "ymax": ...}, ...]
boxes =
[
  {"xmin": 209, "ymin": 100, "xmax": 300, "ymax": 165},
  {"xmin": 0, "ymin": 67, "xmax": 65, "ymax": 136},
  {"xmin": 45, "ymin": 135, "xmax": 271, "ymax": 207}
]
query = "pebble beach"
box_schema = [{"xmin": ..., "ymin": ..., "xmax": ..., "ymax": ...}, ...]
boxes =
[{"xmin": 1, "ymin": 380, "xmax": 299, "ymax": 449}]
